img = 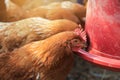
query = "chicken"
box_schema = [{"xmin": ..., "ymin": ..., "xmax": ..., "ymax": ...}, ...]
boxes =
[
  {"xmin": 26, "ymin": 7, "xmax": 80, "ymax": 23},
  {"xmin": 0, "ymin": 0, "xmax": 85, "ymax": 23},
  {"xmin": 11, "ymin": 0, "xmax": 77, "ymax": 10},
  {"xmin": 40, "ymin": 1, "xmax": 86, "ymax": 20},
  {"xmin": 0, "ymin": 29, "xmax": 86, "ymax": 80},
  {"xmin": 0, "ymin": 17, "xmax": 79, "ymax": 53},
  {"xmin": 25, "ymin": 1, "xmax": 86, "ymax": 23},
  {"xmin": 0, "ymin": 0, "xmax": 26, "ymax": 22}
]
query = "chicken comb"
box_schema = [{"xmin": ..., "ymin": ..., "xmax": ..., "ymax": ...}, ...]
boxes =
[{"xmin": 74, "ymin": 25, "xmax": 86, "ymax": 42}]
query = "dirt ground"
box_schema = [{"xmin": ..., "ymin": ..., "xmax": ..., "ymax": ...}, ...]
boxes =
[{"xmin": 67, "ymin": 55, "xmax": 120, "ymax": 80}]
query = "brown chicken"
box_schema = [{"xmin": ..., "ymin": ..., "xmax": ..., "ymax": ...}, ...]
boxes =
[
  {"xmin": 0, "ymin": 0, "xmax": 85, "ymax": 23},
  {"xmin": 26, "ymin": 7, "xmax": 80, "ymax": 23},
  {"xmin": 11, "ymin": 0, "xmax": 77, "ymax": 10},
  {"xmin": 25, "ymin": 1, "xmax": 86, "ymax": 23},
  {"xmin": 43, "ymin": 1, "xmax": 86, "ymax": 19},
  {"xmin": 0, "ymin": 29, "xmax": 86, "ymax": 80},
  {"xmin": 0, "ymin": 17, "xmax": 79, "ymax": 53}
]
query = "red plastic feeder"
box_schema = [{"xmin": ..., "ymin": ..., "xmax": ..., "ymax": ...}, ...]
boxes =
[{"xmin": 73, "ymin": 0, "xmax": 120, "ymax": 71}]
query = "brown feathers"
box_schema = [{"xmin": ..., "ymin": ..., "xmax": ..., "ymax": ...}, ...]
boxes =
[
  {"xmin": 0, "ymin": 31, "xmax": 86, "ymax": 80},
  {"xmin": 0, "ymin": 1, "xmax": 86, "ymax": 23},
  {"xmin": 0, "ymin": 18, "xmax": 78, "ymax": 53}
]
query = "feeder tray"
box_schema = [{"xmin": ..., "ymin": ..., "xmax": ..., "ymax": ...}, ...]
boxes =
[{"xmin": 73, "ymin": 48, "xmax": 120, "ymax": 71}]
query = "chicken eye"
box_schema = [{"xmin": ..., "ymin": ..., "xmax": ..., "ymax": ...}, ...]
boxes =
[
  {"xmin": 70, "ymin": 39, "xmax": 81, "ymax": 46},
  {"xmin": 74, "ymin": 39, "xmax": 79, "ymax": 42},
  {"xmin": 72, "ymin": 39, "xmax": 80, "ymax": 43}
]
